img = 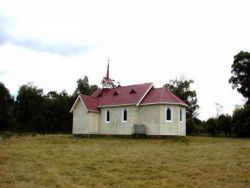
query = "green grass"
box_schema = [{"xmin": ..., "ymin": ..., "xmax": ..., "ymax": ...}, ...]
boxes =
[{"xmin": 0, "ymin": 135, "xmax": 249, "ymax": 188}]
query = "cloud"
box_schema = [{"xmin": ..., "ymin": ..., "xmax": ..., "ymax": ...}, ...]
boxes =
[
  {"xmin": 0, "ymin": 15, "xmax": 9, "ymax": 45},
  {"xmin": 0, "ymin": 15, "xmax": 92, "ymax": 56},
  {"xmin": 10, "ymin": 38, "xmax": 92, "ymax": 56}
]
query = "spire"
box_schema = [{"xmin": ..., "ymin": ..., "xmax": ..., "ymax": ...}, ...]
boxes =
[
  {"xmin": 101, "ymin": 58, "xmax": 116, "ymax": 88},
  {"xmin": 106, "ymin": 58, "xmax": 110, "ymax": 79},
  {"xmin": 106, "ymin": 63, "xmax": 109, "ymax": 79}
]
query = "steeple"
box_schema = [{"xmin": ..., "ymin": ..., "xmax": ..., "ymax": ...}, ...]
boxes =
[
  {"xmin": 106, "ymin": 61, "xmax": 110, "ymax": 79},
  {"xmin": 101, "ymin": 59, "xmax": 115, "ymax": 88}
]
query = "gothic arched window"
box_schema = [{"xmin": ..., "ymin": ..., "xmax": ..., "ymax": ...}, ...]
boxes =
[
  {"xmin": 180, "ymin": 109, "xmax": 183, "ymax": 122},
  {"xmin": 106, "ymin": 110, "xmax": 110, "ymax": 123},
  {"xmin": 166, "ymin": 107, "xmax": 172, "ymax": 121},
  {"xmin": 122, "ymin": 109, "xmax": 128, "ymax": 122}
]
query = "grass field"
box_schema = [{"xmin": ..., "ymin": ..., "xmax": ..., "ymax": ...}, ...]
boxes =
[{"xmin": 0, "ymin": 135, "xmax": 249, "ymax": 188}]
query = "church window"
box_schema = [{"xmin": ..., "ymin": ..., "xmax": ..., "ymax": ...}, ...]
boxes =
[
  {"xmin": 122, "ymin": 109, "xmax": 128, "ymax": 122},
  {"xmin": 166, "ymin": 107, "xmax": 172, "ymax": 122},
  {"xmin": 106, "ymin": 110, "xmax": 110, "ymax": 123},
  {"xmin": 180, "ymin": 109, "xmax": 183, "ymax": 122}
]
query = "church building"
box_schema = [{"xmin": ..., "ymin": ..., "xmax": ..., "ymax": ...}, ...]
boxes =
[{"xmin": 70, "ymin": 64, "xmax": 187, "ymax": 136}]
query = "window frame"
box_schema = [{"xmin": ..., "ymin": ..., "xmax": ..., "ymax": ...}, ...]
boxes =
[
  {"xmin": 122, "ymin": 109, "xmax": 128, "ymax": 123},
  {"xmin": 105, "ymin": 110, "xmax": 111, "ymax": 123},
  {"xmin": 165, "ymin": 107, "xmax": 173, "ymax": 122}
]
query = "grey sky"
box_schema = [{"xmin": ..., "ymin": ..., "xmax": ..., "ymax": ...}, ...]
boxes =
[
  {"xmin": 9, "ymin": 38, "xmax": 92, "ymax": 56},
  {"xmin": 0, "ymin": 15, "xmax": 8, "ymax": 44},
  {"xmin": 0, "ymin": 15, "xmax": 91, "ymax": 55},
  {"xmin": 0, "ymin": 0, "xmax": 249, "ymax": 120}
]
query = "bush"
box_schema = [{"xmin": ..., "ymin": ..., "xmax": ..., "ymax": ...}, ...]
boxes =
[
  {"xmin": 186, "ymin": 118, "xmax": 206, "ymax": 135},
  {"xmin": 0, "ymin": 82, "xmax": 14, "ymax": 130},
  {"xmin": 206, "ymin": 118, "xmax": 218, "ymax": 136},
  {"xmin": 186, "ymin": 118, "xmax": 195, "ymax": 135},
  {"xmin": 231, "ymin": 105, "xmax": 250, "ymax": 137},
  {"xmin": 217, "ymin": 114, "xmax": 231, "ymax": 136}
]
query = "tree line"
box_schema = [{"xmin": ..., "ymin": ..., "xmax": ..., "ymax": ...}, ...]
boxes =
[
  {"xmin": 162, "ymin": 51, "xmax": 250, "ymax": 137},
  {"xmin": 186, "ymin": 109, "xmax": 250, "ymax": 137},
  {"xmin": 0, "ymin": 51, "xmax": 249, "ymax": 137},
  {"xmin": 0, "ymin": 76, "xmax": 97, "ymax": 133},
  {"xmin": 164, "ymin": 77, "xmax": 250, "ymax": 137}
]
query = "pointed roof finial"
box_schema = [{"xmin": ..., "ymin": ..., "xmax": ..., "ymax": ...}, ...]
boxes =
[{"xmin": 106, "ymin": 58, "xmax": 111, "ymax": 79}]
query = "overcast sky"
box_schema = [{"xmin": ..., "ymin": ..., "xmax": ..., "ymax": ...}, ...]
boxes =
[{"xmin": 0, "ymin": 0, "xmax": 249, "ymax": 120}]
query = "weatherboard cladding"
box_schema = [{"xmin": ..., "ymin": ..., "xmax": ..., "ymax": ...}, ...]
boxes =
[{"xmin": 79, "ymin": 83, "xmax": 186, "ymax": 112}]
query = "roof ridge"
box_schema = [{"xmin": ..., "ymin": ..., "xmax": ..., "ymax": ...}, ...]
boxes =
[
  {"xmin": 81, "ymin": 94, "xmax": 99, "ymax": 101},
  {"xmin": 91, "ymin": 89, "xmax": 101, "ymax": 97},
  {"xmin": 159, "ymin": 87, "xmax": 165, "ymax": 102},
  {"xmin": 136, "ymin": 83, "xmax": 154, "ymax": 106},
  {"xmin": 118, "ymin": 82, "xmax": 153, "ymax": 88},
  {"xmin": 81, "ymin": 94, "xmax": 92, "ymax": 98},
  {"xmin": 97, "ymin": 82, "xmax": 153, "ymax": 92}
]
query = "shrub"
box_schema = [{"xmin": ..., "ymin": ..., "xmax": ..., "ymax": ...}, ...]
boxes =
[
  {"xmin": 206, "ymin": 118, "xmax": 218, "ymax": 136},
  {"xmin": 217, "ymin": 114, "xmax": 231, "ymax": 136},
  {"xmin": 231, "ymin": 105, "xmax": 250, "ymax": 137},
  {"xmin": 186, "ymin": 118, "xmax": 195, "ymax": 135}
]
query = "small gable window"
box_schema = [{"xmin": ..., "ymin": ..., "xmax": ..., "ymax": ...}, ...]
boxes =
[
  {"xmin": 166, "ymin": 107, "xmax": 172, "ymax": 122},
  {"xmin": 180, "ymin": 109, "xmax": 183, "ymax": 122},
  {"xmin": 129, "ymin": 88, "xmax": 136, "ymax": 94},
  {"xmin": 113, "ymin": 91, "xmax": 119, "ymax": 96},
  {"xmin": 122, "ymin": 109, "xmax": 128, "ymax": 122},
  {"xmin": 106, "ymin": 110, "xmax": 110, "ymax": 123}
]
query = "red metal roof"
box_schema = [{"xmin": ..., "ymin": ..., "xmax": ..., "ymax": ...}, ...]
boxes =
[
  {"xmin": 74, "ymin": 83, "xmax": 186, "ymax": 112},
  {"xmin": 97, "ymin": 83, "xmax": 153, "ymax": 107},
  {"xmin": 140, "ymin": 87, "xmax": 187, "ymax": 106},
  {"xmin": 79, "ymin": 95, "xmax": 99, "ymax": 112}
]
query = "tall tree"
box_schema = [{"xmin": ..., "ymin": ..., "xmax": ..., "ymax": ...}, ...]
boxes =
[
  {"xmin": 13, "ymin": 82, "xmax": 74, "ymax": 133},
  {"xmin": 231, "ymin": 105, "xmax": 250, "ymax": 137},
  {"xmin": 15, "ymin": 83, "xmax": 44, "ymax": 132},
  {"xmin": 205, "ymin": 118, "xmax": 218, "ymax": 136},
  {"xmin": 43, "ymin": 90, "xmax": 73, "ymax": 133},
  {"xmin": 217, "ymin": 114, "xmax": 231, "ymax": 136},
  {"xmin": 0, "ymin": 82, "xmax": 14, "ymax": 130},
  {"xmin": 229, "ymin": 51, "xmax": 250, "ymax": 104},
  {"xmin": 74, "ymin": 75, "xmax": 98, "ymax": 97},
  {"xmin": 164, "ymin": 76, "xmax": 199, "ymax": 118}
]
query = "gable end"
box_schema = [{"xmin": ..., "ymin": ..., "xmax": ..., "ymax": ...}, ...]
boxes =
[{"xmin": 69, "ymin": 95, "xmax": 88, "ymax": 113}]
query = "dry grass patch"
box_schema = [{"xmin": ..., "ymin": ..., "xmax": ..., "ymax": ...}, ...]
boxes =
[{"xmin": 0, "ymin": 135, "xmax": 249, "ymax": 188}]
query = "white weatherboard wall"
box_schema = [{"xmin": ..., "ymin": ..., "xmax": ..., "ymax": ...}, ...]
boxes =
[
  {"xmin": 72, "ymin": 102, "xmax": 186, "ymax": 136},
  {"xmin": 178, "ymin": 107, "xmax": 186, "ymax": 136},
  {"xmin": 137, "ymin": 104, "xmax": 186, "ymax": 136},
  {"xmin": 89, "ymin": 112, "xmax": 99, "ymax": 134},
  {"xmin": 159, "ymin": 105, "xmax": 186, "ymax": 136},
  {"xmin": 72, "ymin": 100, "xmax": 90, "ymax": 134},
  {"xmin": 99, "ymin": 106, "xmax": 138, "ymax": 135},
  {"xmin": 138, "ymin": 105, "xmax": 161, "ymax": 135}
]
